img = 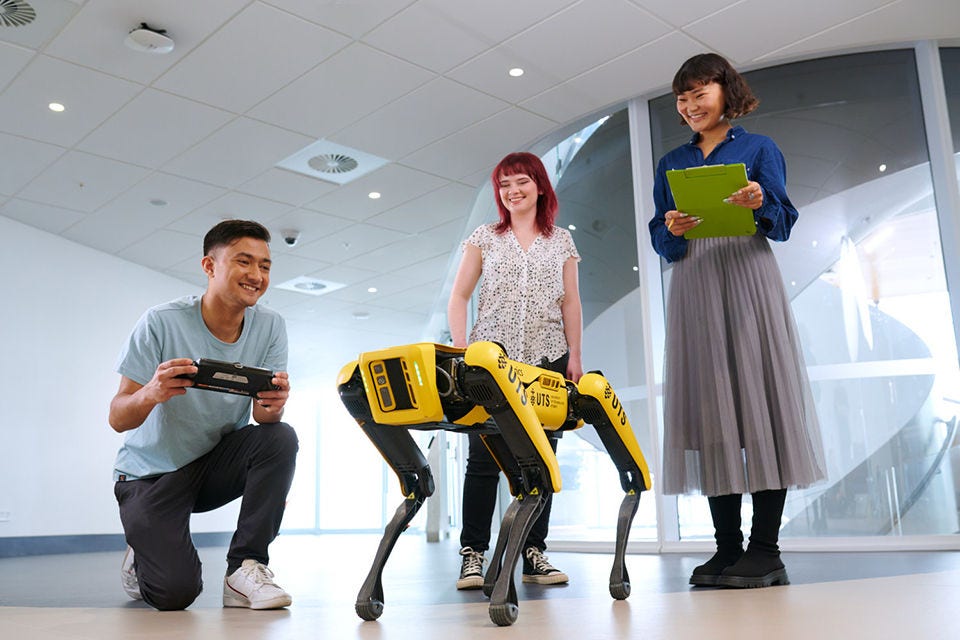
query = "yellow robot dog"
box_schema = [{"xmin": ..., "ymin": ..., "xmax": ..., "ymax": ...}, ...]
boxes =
[{"xmin": 336, "ymin": 341, "xmax": 651, "ymax": 627}]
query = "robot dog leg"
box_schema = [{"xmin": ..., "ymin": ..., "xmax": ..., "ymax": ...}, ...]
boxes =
[{"xmin": 337, "ymin": 361, "xmax": 435, "ymax": 621}]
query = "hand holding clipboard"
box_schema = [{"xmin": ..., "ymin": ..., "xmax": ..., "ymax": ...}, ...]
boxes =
[{"xmin": 665, "ymin": 163, "xmax": 759, "ymax": 239}]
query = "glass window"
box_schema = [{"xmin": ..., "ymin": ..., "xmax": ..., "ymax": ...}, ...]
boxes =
[
  {"xmin": 650, "ymin": 50, "xmax": 960, "ymax": 540},
  {"xmin": 940, "ymin": 47, "xmax": 960, "ymax": 153},
  {"xmin": 543, "ymin": 109, "xmax": 659, "ymax": 543}
]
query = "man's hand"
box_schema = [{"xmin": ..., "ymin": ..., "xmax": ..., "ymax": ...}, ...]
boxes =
[
  {"xmin": 109, "ymin": 358, "xmax": 197, "ymax": 432},
  {"xmin": 253, "ymin": 371, "xmax": 289, "ymax": 423},
  {"xmin": 142, "ymin": 358, "xmax": 197, "ymax": 403}
]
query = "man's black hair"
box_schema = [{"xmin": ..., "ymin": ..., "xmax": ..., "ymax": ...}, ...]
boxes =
[{"xmin": 203, "ymin": 219, "xmax": 271, "ymax": 255}]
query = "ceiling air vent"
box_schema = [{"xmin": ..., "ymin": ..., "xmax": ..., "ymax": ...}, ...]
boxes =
[
  {"xmin": 308, "ymin": 153, "xmax": 359, "ymax": 175},
  {"xmin": 0, "ymin": 0, "xmax": 36, "ymax": 27},
  {"xmin": 274, "ymin": 276, "xmax": 346, "ymax": 297},
  {"xmin": 277, "ymin": 139, "xmax": 388, "ymax": 185}
]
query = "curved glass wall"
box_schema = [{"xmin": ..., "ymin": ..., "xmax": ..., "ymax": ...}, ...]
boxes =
[
  {"xmin": 649, "ymin": 49, "xmax": 960, "ymax": 540},
  {"xmin": 541, "ymin": 109, "xmax": 658, "ymax": 543}
]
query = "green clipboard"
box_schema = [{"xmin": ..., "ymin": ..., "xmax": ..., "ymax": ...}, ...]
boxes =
[{"xmin": 666, "ymin": 163, "xmax": 756, "ymax": 239}]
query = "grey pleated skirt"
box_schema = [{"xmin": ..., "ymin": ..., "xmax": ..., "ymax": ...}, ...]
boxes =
[{"xmin": 661, "ymin": 234, "xmax": 827, "ymax": 496}]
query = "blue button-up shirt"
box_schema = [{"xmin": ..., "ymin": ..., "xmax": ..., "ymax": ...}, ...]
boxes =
[{"xmin": 648, "ymin": 125, "xmax": 799, "ymax": 263}]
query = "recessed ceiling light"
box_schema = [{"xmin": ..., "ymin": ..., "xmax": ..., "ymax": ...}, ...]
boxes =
[
  {"xmin": 567, "ymin": 224, "xmax": 576, "ymax": 231},
  {"xmin": 508, "ymin": 67, "xmax": 524, "ymax": 77},
  {"xmin": 48, "ymin": 102, "xmax": 65, "ymax": 112},
  {"xmin": 573, "ymin": 136, "xmax": 582, "ymax": 144},
  {"xmin": 368, "ymin": 191, "xmax": 381, "ymax": 199},
  {"xmin": 632, "ymin": 266, "xmax": 639, "ymax": 272},
  {"xmin": 367, "ymin": 287, "xmax": 378, "ymax": 293},
  {"xmin": 878, "ymin": 164, "xmax": 887, "ymax": 173}
]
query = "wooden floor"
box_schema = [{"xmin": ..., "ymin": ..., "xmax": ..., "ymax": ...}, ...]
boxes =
[{"xmin": 2, "ymin": 534, "xmax": 959, "ymax": 639}]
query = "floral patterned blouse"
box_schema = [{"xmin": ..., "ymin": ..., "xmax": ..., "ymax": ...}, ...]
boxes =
[{"xmin": 464, "ymin": 223, "xmax": 580, "ymax": 365}]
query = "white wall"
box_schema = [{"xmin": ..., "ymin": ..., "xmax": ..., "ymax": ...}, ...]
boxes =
[{"xmin": 0, "ymin": 217, "xmax": 241, "ymax": 538}]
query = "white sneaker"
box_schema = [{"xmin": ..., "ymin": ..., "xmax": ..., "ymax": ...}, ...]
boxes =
[
  {"xmin": 223, "ymin": 559, "xmax": 292, "ymax": 609},
  {"xmin": 121, "ymin": 546, "xmax": 143, "ymax": 600}
]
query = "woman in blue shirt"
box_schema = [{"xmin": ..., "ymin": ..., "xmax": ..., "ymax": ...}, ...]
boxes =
[{"xmin": 649, "ymin": 53, "xmax": 826, "ymax": 589}]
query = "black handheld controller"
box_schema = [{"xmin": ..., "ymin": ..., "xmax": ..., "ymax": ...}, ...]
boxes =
[{"xmin": 178, "ymin": 358, "xmax": 277, "ymax": 397}]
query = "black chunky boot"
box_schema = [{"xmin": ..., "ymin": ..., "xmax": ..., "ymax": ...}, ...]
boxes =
[
  {"xmin": 689, "ymin": 493, "xmax": 743, "ymax": 586},
  {"xmin": 718, "ymin": 489, "xmax": 790, "ymax": 588}
]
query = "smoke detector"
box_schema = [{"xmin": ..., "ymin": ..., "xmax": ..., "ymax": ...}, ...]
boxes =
[
  {"xmin": 0, "ymin": 0, "xmax": 36, "ymax": 27},
  {"xmin": 277, "ymin": 140, "xmax": 388, "ymax": 185},
  {"xmin": 124, "ymin": 22, "xmax": 174, "ymax": 54}
]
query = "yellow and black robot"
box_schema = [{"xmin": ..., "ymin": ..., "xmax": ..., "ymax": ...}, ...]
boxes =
[{"xmin": 336, "ymin": 341, "xmax": 651, "ymax": 627}]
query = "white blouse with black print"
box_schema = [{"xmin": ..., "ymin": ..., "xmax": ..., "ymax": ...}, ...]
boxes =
[{"xmin": 464, "ymin": 223, "xmax": 580, "ymax": 366}]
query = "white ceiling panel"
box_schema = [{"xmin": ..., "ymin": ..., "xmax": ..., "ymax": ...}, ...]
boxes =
[
  {"xmin": 250, "ymin": 43, "xmax": 433, "ymax": 138},
  {"xmin": 116, "ymin": 227, "xmax": 199, "ymax": 270},
  {"xmin": 329, "ymin": 78, "xmax": 509, "ymax": 160},
  {"xmin": 238, "ymin": 169, "xmax": 339, "ymax": 207},
  {"xmin": 0, "ymin": 198, "xmax": 86, "ymax": 234},
  {"xmin": 0, "ymin": 41, "xmax": 33, "ymax": 91},
  {"xmin": 341, "ymin": 231, "xmax": 448, "ymax": 271},
  {"xmin": 365, "ymin": 182, "xmax": 477, "ymax": 233},
  {"xmin": 364, "ymin": 0, "xmax": 581, "ymax": 73},
  {"xmin": 374, "ymin": 277, "xmax": 445, "ymax": 312},
  {"xmin": 294, "ymin": 222, "xmax": 408, "ymax": 265},
  {"xmin": 523, "ymin": 33, "xmax": 702, "ymax": 123},
  {"xmin": 0, "ymin": 54, "xmax": 141, "ymax": 147},
  {"xmin": 43, "ymin": 0, "xmax": 249, "ymax": 83},
  {"xmin": 94, "ymin": 173, "xmax": 226, "ymax": 227},
  {"xmin": 61, "ymin": 202, "xmax": 163, "ymax": 254},
  {"xmin": 419, "ymin": 217, "xmax": 472, "ymax": 246},
  {"xmin": 326, "ymin": 269, "xmax": 427, "ymax": 303},
  {"xmin": 167, "ymin": 192, "xmax": 295, "ymax": 235},
  {"xmin": 401, "ymin": 107, "xmax": 557, "ymax": 181},
  {"xmin": 306, "ymin": 163, "xmax": 448, "ymax": 221},
  {"xmin": 497, "ymin": 0, "xmax": 672, "ymax": 80},
  {"xmin": 756, "ymin": 0, "xmax": 960, "ymax": 62},
  {"xmin": 310, "ymin": 263, "xmax": 379, "ymax": 287},
  {"xmin": 154, "ymin": 2, "xmax": 351, "ymax": 113},
  {"xmin": 161, "ymin": 117, "xmax": 312, "ymax": 188},
  {"xmin": 18, "ymin": 151, "xmax": 150, "ymax": 212},
  {"xmin": 447, "ymin": 47, "xmax": 565, "ymax": 106},
  {"xmin": 0, "ymin": 132, "xmax": 64, "ymax": 196},
  {"xmin": 362, "ymin": 5, "xmax": 494, "ymax": 74},
  {"xmin": 629, "ymin": 0, "xmax": 743, "ymax": 28},
  {"xmin": 684, "ymin": 0, "xmax": 892, "ymax": 64},
  {"xmin": 77, "ymin": 90, "xmax": 234, "ymax": 168},
  {"xmin": 378, "ymin": 253, "xmax": 453, "ymax": 288},
  {"xmin": 261, "ymin": 0, "xmax": 415, "ymax": 39}
]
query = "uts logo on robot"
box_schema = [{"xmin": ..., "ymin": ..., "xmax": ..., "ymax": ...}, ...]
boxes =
[{"xmin": 337, "ymin": 340, "xmax": 652, "ymax": 627}]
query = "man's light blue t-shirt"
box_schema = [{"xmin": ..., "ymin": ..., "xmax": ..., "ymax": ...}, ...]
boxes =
[{"xmin": 113, "ymin": 295, "xmax": 287, "ymax": 480}]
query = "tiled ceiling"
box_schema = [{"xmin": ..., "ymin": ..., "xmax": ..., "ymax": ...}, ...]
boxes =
[{"xmin": 1, "ymin": 0, "xmax": 956, "ymax": 377}]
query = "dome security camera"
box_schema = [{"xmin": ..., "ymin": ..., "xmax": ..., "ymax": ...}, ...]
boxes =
[{"xmin": 281, "ymin": 229, "xmax": 301, "ymax": 247}]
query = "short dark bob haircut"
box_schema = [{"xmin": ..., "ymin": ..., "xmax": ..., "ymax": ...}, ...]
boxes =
[
  {"xmin": 672, "ymin": 53, "xmax": 759, "ymax": 124},
  {"xmin": 203, "ymin": 219, "xmax": 271, "ymax": 255},
  {"xmin": 490, "ymin": 152, "xmax": 559, "ymax": 237}
]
